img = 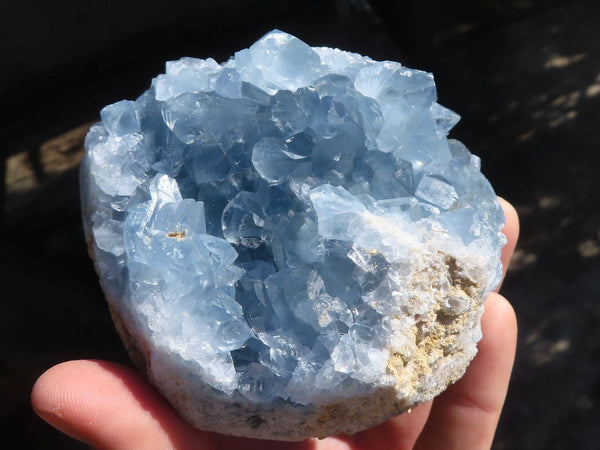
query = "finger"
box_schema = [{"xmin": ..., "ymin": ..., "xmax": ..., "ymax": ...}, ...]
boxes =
[
  {"xmin": 413, "ymin": 293, "xmax": 517, "ymax": 450},
  {"xmin": 497, "ymin": 197, "xmax": 520, "ymax": 290},
  {"xmin": 31, "ymin": 360, "xmax": 213, "ymax": 449},
  {"xmin": 31, "ymin": 360, "xmax": 324, "ymax": 450}
]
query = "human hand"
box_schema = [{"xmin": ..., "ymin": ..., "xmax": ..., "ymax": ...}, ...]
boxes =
[{"xmin": 31, "ymin": 198, "xmax": 519, "ymax": 450}]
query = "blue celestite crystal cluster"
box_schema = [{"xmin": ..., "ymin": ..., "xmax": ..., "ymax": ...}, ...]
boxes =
[{"xmin": 81, "ymin": 30, "xmax": 506, "ymax": 440}]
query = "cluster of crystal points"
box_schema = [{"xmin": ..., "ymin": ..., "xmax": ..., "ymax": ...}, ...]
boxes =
[{"xmin": 81, "ymin": 30, "xmax": 505, "ymax": 437}]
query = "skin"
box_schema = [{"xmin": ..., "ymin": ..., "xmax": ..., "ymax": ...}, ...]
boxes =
[{"xmin": 31, "ymin": 198, "xmax": 519, "ymax": 450}]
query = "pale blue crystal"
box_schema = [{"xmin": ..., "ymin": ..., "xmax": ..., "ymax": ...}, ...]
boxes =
[
  {"xmin": 222, "ymin": 191, "xmax": 270, "ymax": 248},
  {"xmin": 414, "ymin": 174, "xmax": 459, "ymax": 210},
  {"xmin": 431, "ymin": 102, "xmax": 461, "ymax": 135},
  {"xmin": 153, "ymin": 57, "xmax": 222, "ymax": 101},
  {"xmin": 251, "ymin": 137, "xmax": 296, "ymax": 184},
  {"xmin": 81, "ymin": 29, "xmax": 506, "ymax": 436},
  {"xmin": 100, "ymin": 100, "xmax": 140, "ymax": 136},
  {"xmin": 237, "ymin": 29, "xmax": 323, "ymax": 93}
]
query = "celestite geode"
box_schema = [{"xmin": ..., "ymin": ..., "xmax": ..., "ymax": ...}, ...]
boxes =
[{"xmin": 81, "ymin": 30, "xmax": 506, "ymax": 440}]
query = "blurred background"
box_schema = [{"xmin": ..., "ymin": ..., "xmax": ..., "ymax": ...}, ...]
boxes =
[{"xmin": 1, "ymin": 0, "xmax": 599, "ymax": 448}]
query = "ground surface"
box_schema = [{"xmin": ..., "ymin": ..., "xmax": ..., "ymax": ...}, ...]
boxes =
[{"xmin": 1, "ymin": 1, "xmax": 599, "ymax": 448}]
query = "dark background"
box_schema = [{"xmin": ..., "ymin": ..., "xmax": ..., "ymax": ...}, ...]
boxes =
[{"xmin": 2, "ymin": 0, "xmax": 599, "ymax": 448}]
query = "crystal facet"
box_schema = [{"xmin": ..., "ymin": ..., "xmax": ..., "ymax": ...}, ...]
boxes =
[{"xmin": 81, "ymin": 29, "xmax": 506, "ymax": 441}]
